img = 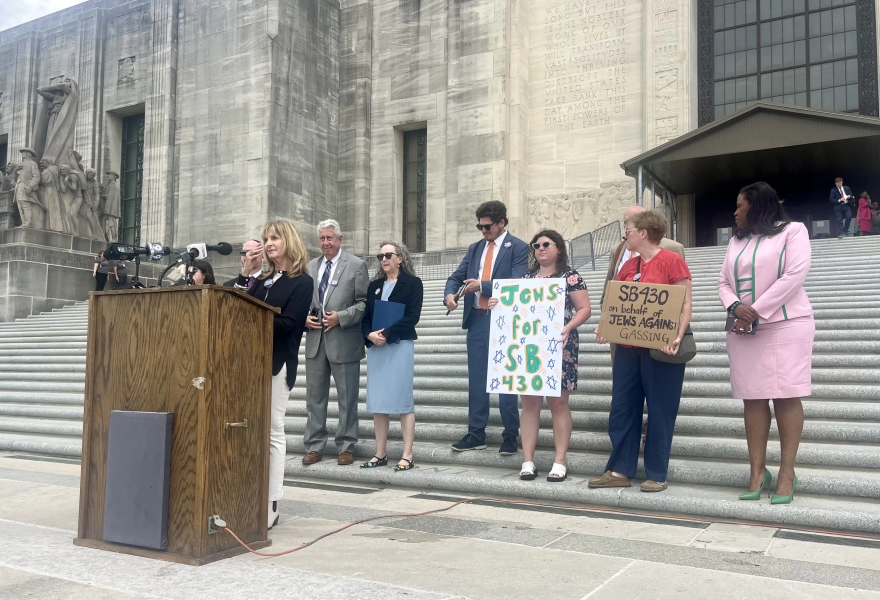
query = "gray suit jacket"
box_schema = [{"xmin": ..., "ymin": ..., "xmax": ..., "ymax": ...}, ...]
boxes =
[{"xmin": 305, "ymin": 251, "xmax": 369, "ymax": 363}]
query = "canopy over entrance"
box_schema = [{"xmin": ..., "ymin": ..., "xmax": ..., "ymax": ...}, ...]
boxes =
[{"xmin": 621, "ymin": 103, "xmax": 880, "ymax": 244}]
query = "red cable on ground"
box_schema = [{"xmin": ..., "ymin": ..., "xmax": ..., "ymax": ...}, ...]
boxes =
[{"xmin": 222, "ymin": 497, "xmax": 880, "ymax": 557}]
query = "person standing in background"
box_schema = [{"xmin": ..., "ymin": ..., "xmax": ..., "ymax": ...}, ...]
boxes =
[
  {"xmin": 858, "ymin": 192, "xmax": 872, "ymax": 236},
  {"xmin": 238, "ymin": 219, "xmax": 313, "ymax": 529},
  {"xmin": 224, "ymin": 239, "xmax": 263, "ymax": 289},
  {"xmin": 361, "ymin": 241, "xmax": 423, "ymax": 471},
  {"xmin": 830, "ymin": 177, "xmax": 853, "ymax": 238},
  {"xmin": 93, "ymin": 252, "xmax": 109, "ymax": 291},
  {"xmin": 720, "ymin": 183, "xmax": 814, "ymax": 505},
  {"xmin": 302, "ymin": 220, "xmax": 369, "ymax": 466},
  {"xmin": 192, "ymin": 260, "xmax": 216, "ymax": 285},
  {"xmin": 113, "ymin": 259, "xmax": 128, "ymax": 287},
  {"xmin": 444, "ymin": 201, "xmax": 529, "ymax": 455}
]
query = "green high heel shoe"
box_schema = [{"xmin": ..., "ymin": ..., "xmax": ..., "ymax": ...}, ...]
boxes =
[
  {"xmin": 771, "ymin": 475, "xmax": 798, "ymax": 505},
  {"xmin": 739, "ymin": 470, "xmax": 772, "ymax": 500}
]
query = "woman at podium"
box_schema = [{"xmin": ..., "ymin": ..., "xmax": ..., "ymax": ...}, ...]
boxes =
[
  {"xmin": 237, "ymin": 220, "xmax": 314, "ymax": 529},
  {"xmin": 360, "ymin": 241, "xmax": 423, "ymax": 471}
]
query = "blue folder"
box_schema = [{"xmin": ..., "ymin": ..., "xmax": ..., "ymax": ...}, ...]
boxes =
[{"xmin": 373, "ymin": 300, "xmax": 405, "ymax": 331}]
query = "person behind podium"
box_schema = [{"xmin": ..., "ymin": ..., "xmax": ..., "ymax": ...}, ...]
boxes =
[
  {"xmin": 192, "ymin": 260, "xmax": 216, "ymax": 285},
  {"xmin": 237, "ymin": 219, "xmax": 313, "ymax": 530},
  {"xmin": 360, "ymin": 241, "xmax": 423, "ymax": 471},
  {"xmin": 589, "ymin": 210, "xmax": 692, "ymax": 493}
]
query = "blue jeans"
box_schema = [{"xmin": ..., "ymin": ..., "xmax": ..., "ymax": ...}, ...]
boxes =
[
  {"xmin": 466, "ymin": 313, "xmax": 520, "ymax": 444},
  {"xmin": 834, "ymin": 204, "xmax": 852, "ymax": 235},
  {"xmin": 605, "ymin": 346, "xmax": 686, "ymax": 482}
]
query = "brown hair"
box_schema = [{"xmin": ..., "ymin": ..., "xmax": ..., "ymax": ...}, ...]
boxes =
[
  {"xmin": 629, "ymin": 210, "xmax": 668, "ymax": 244},
  {"xmin": 528, "ymin": 229, "xmax": 569, "ymax": 275},
  {"xmin": 835, "ymin": 177, "xmax": 843, "ymax": 183}
]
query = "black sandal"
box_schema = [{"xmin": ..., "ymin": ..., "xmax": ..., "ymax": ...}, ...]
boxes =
[
  {"xmin": 361, "ymin": 456, "xmax": 387, "ymax": 468},
  {"xmin": 394, "ymin": 457, "xmax": 415, "ymax": 471}
]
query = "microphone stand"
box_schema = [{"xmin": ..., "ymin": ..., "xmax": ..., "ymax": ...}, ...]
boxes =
[{"xmin": 130, "ymin": 255, "xmax": 145, "ymax": 288}]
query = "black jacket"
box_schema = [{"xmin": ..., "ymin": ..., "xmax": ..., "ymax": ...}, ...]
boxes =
[
  {"xmin": 362, "ymin": 271, "xmax": 423, "ymax": 347},
  {"xmin": 238, "ymin": 271, "xmax": 314, "ymax": 388}
]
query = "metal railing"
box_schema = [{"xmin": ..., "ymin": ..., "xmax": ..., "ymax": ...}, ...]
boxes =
[{"xmin": 569, "ymin": 220, "xmax": 622, "ymax": 271}]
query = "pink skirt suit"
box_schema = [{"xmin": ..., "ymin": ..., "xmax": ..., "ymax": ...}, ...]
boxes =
[{"xmin": 718, "ymin": 222, "xmax": 815, "ymax": 400}]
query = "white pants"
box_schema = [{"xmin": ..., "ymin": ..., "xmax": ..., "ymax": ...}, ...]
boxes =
[{"xmin": 269, "ymin": 364, "xmax": 290, "ymax": 502}]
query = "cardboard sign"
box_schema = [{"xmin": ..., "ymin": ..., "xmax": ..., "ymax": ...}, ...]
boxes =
[
  {"xmin": 599, "ymin": 281, "xmax": 686, "ymax": 350},
  {"xmin": 487, "ymin": 278, "xmax": 566, "ymax": 397}
]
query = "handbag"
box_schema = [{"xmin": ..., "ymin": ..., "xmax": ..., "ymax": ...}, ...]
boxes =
[{"xmin": 629, "ymin": 258, "xmax": 697, "ymax": 364}]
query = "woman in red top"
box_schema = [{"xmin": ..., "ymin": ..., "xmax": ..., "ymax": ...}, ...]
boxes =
[{"xmin": 589, "ymin": 210, "xmax": 693, "ymax": 492}]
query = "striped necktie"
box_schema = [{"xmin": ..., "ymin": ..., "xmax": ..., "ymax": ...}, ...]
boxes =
[{"xmin": 318, "ymin": 260, "xmax": 332, "ymax": 305}]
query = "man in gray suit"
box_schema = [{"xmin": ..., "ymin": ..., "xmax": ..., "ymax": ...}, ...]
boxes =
[{"xmin": 302, "ymin": 219, "xmax": 369, "ymax": 466}]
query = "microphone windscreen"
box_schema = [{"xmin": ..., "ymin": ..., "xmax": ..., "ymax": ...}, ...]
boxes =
[{"xmin": 215, "ymin": 242, "xmax": 233, "ymax": 256}]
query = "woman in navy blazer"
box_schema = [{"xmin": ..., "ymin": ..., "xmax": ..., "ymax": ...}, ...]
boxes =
[{"xmin": 361, "ymin": 241, "xmax": 424, "ymax": 471}]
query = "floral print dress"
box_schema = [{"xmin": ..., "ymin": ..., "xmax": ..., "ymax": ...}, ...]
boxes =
[{"xmin": 523, "ymin": 269, "xmax": 587, "ymax": 391}]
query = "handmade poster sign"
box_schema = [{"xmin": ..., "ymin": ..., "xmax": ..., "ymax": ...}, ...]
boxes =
[
  {"xmin": 599, "ymin": 281, "xmax": 686, "ymax": 350},
  {"xmin": 487, "ymin": 278, "xmax": 566, "ymax": 397}
]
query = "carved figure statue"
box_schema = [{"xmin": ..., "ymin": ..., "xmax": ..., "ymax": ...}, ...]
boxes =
[
  {"xmin": 1, "ymin": 162, "xmax": 19, "ymax": 192},
  {"xmin": 79, "ymin": 168, "xmax": 105, "ymax": 241},
  {"xmin": 59, "ymin": 164, "xmax": 82, "ymax": 236},
  {"xmin": 38, "ymin": 156, "xmax": 64, "ymax": 233},
  {"xmin": 33, "ymin": 79, "xmax": 79, "ymax": 165},
  {"xmin": 14, "ymin": 149, "xmax": 45, "ymax": 229},
  {"xmin": 102, "ymin": 171, "xmax": 121, "ymax": 242}
]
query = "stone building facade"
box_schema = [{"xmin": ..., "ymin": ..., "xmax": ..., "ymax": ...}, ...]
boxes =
[{"xmin": 0, "ymin": 0, "xmax": 877, "ymax": 319}]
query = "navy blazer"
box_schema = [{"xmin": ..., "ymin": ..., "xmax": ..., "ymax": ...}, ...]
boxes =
[
  {"xmin": 830, "ymin": 185, "xmax": 853, "ymax": 205},
  {"xmin": 444, "ymin": 233, "xmax": 529, "ymax": 329},
  {"xmin": 362, "ymin": 270, "xmax": 424, "ymax": 347}
]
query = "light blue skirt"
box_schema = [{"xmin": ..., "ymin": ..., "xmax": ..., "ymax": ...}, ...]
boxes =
[{"xmin": 366, "ymin": 340, "xmax": 415, "ymax": 414}]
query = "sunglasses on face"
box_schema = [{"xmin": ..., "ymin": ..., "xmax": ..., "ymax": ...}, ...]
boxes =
[
  {"xmin": 377, "ymin": 252, "xmax": 399, "ymax": 261},
  {"xmin": 531, "ymin": 241, "xmax": 555, "ymax": 250},
  {"xmin": 476, "ymin": 223, "xmax": 497, "ymax": 231}
]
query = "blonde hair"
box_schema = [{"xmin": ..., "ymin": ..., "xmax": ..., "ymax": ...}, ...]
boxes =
[{"xmin": 259, "ymin": 219, "xmax": 308, "ymax": 278}]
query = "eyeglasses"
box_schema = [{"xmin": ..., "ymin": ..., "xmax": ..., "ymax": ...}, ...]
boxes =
[
  {"xmin": 476, "ymin": 223, "xmax": 497, "ymax": 231},
  {"xmin": 376, "ymin": 252, "xmax": 399, "ymax": 261},
  {"xmin": 623, "ymin": 228, "xmax": 641, "ymax": 237},
  {"xmin": 531, "ymin": 241, "xmax": 556, "ymax": 250},
  {"xmin": 239, "ymin": 250, "xmax": 249, "ymax": 256}
]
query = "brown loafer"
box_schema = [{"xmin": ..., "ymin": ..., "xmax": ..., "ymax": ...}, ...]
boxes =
[
  {"xmin": 588, "ymin": 470, "xmax": 632, "ymax": 488},
  {"xmin": 301, "ymin": 451, "xmax": 323, "ymax": 465},
  {"xmin": 640, "ymin": 480, "xmax": 668, "ymax": 493},
  {"xmin": 338, "ymin": 452, "xmax": 355, "ymax": 465}
]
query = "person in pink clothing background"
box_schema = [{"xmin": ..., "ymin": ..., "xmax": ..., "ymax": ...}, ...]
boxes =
[
  {"xmin": 718, "ymin": 182, "xmax": 814, "ymax": 505},
  {"xmin": 858, "ymin": 192, "xmax": 873, "ymax": 236}
]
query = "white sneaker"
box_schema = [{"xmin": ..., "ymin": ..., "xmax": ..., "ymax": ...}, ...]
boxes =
[{"xmin": 268, "ymin": 500, "xmax": 279, "ymax": 530}]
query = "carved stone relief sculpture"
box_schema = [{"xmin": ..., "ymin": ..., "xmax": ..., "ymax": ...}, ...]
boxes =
[
  {"xmin": 38, "ymin": 156, "xmax": 64, "ymax": 232},
  {"xmin": 102, "ymin": 171, "xmax": 121, "ymax": 242},
  {"xmin": 14, "ymin": 149, "xmax": 45, "ymax": 229},
  {"xmin": 527, "ymin": 180, "xmax": 636, "ymax": 240}
]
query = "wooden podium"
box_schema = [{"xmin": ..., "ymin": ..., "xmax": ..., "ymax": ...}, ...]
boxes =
[{"xmin": 75, "ymin": 286, "xmax": 279, "ymax": 565}]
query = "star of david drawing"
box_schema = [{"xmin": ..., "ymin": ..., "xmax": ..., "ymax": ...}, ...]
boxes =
[
  {"xmin": 546, "ymin": 375, "xmax": 558, "ymax": 390},
  {"xmin": 517, "ymin": 355, "xmax": 523, "ymax": 365},
  {"xmin": 495, "ymin": 315, "xmax": 505, "ymax": 328},
  {"xmin": 547, "ymin": 359, "xmax": 556, "ymax": 369},
  {"xmin": 490, "ymin": 378, "xmax": 501, "ymax": 391},
  {"xmin": 530, "ymin": 305, "xmax": 536, "ymax": 313},
  {"xmin": 547, "ymin": 307, "xmax": 556, "ymax": 321},
  {"xmin": 520, "ymin": 336, "xmax": 526, "ymax": 345},
  {"xmin": 547, "ymin": 339, "xmax": 560, "ymax": 353},
  {"xmin": 493, "ymin": 350, "xmax": 505, "ymax": 364},
  {"xmin": 499, "ymin": 335, "xmax": 506, "ymax": 344},
  {"xmin": 494, "ymin": 281, "xmax": 500, "ymax": 290},
  {"xmin": 542, "ymin": 325, "xmax": 548, "ymax": 335},
  {"xmin": 556, "ymin": 286, "xmax": 565, "ymax": 296},
  {"xmin": 513, "ymin": 305, "xmax": 519, "ymax": 313}
]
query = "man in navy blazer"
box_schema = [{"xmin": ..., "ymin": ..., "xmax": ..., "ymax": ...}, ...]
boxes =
[
  {"xmin": 444, "ymin": 201, "xmax": 529, "ymax": 454},
  {"xmin": 830, "ymin": 177, "xmax": 854, "ymax": 238}
]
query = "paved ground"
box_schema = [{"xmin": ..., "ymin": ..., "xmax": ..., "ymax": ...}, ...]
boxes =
[{"xmin": 2, "ymin": 452, "xmax": 880, "ymax": 600}]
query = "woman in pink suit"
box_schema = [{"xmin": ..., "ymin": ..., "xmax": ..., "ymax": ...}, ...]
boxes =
[{"xmin": 718, "ymin": 182, "xmax": 814, "ymax": 505}]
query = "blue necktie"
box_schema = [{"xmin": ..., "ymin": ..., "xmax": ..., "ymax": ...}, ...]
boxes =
[{"xmin": 318, "ymin": 260, "xmax": 332, "ymax": 305}]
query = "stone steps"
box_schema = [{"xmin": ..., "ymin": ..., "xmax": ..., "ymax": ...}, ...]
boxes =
[{"xmin": 0, "ymin": 236, "xmax": 879, "ymax": 533}]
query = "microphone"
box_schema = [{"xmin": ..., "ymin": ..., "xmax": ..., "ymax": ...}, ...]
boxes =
[{"xmin": 185, "ymin": 242, "xmax": 233, "ymax": 259}]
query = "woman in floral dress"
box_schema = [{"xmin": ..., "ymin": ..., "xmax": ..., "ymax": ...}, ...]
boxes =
[{"xmin": 492, "ymin": 229, "xmax": 591, "ymax": 482}]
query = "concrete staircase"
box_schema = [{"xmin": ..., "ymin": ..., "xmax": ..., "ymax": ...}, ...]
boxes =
[{"xmin": 2, "ymin": 236, "xmax": 880, "ymax": 533}]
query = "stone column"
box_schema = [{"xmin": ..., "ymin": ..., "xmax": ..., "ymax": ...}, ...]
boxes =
[
  {"xmin": 8, "ymin": 33, "xmax": 39, "ymax": 153},
  {"xmin": 74, "ymin": 11, "xmax": 104, "ymax": 168},
  {"xmin": 141, "ymin": 0, "xmax": 178, "ymax": 247}
]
